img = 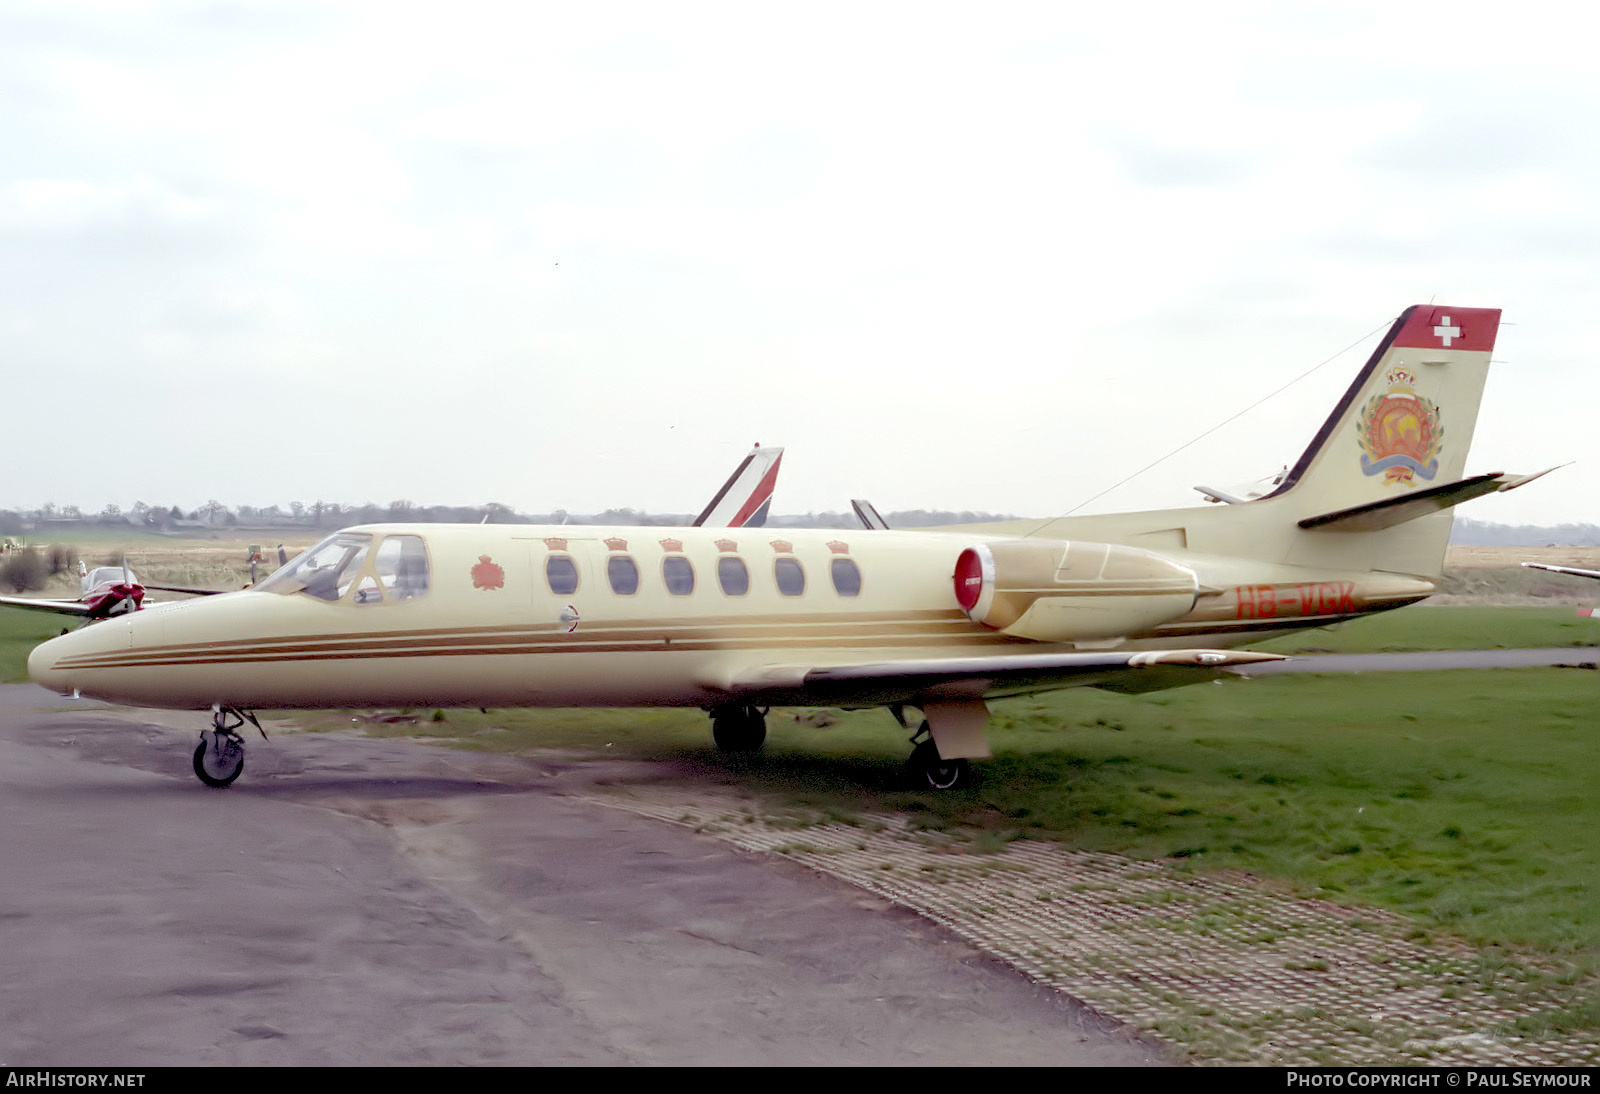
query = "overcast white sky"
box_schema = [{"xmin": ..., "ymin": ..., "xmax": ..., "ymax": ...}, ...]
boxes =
[{"xmin": 2, "ymin": 0, "xmax": 1596, "ymax": 524}]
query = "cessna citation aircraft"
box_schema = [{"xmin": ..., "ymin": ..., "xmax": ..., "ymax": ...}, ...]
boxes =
[{"xmin": 30, "ymin": 305, "xmax": 1543, "ymax": 790}]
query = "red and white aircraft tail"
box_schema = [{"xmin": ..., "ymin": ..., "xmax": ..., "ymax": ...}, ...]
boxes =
[
  {"xmin": 693, "ymin": 444, "xmax": 784, "ymax": 528},
  {"xmin": 1522, "ymin": 562, "xmax": 1600, "ymax": 619}
]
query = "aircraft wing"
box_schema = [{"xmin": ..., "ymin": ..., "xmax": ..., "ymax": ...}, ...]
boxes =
[
  {"xmin": 142, "ymin": 584, "xmax": 228, "ymax": 596},
  {"xmin": 1521, "ymin": 562, "xmax": 1600, "ymax": 581},
  {"xmin": 0, "ymin": 595, "xmax": 96, "ymax": 617},
  {"xmin": 713, "ymin": 648, "xmax": 1286, "ymax": 707}
]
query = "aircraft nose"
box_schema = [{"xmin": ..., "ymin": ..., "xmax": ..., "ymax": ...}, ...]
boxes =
[{"xmin": 28, "ymin": 633, "xmax": 72, "ymax": 695}]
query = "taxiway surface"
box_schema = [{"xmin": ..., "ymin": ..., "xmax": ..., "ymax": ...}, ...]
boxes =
[{"xmin": 0, "ymin": 685, "xmax": 1159, "ymax": 1067}]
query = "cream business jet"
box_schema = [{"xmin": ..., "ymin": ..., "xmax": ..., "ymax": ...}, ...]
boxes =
[{"xmin": 30, "ymin": 305, "xmax": 1543, "ymax": 790}]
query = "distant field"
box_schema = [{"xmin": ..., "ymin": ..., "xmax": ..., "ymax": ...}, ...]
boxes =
[{"xmin": 6, "ymin": 533, "xmax": 318, "ymax": 599}]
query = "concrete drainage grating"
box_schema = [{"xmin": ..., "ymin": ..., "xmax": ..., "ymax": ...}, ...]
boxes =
[{"xmin": 581, "ymin": 784, "xmax": 1598, "ymax": 1066}]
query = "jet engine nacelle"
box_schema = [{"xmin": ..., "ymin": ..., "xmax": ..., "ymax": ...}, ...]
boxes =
[{"xmin": 953, "ymin": 539, "xmax": 1199, "ymax": 643}]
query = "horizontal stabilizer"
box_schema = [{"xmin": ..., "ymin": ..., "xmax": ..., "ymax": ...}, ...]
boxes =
[
  {"xmin": 1297, "ymin": 468, "xmax": 1557, "ymax": 533},
  {"xmin": 717, "ymin": 648, "xmax": 1285, "ymax": 707}
]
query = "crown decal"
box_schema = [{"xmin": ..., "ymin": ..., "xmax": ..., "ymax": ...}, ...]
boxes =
[
  {"xmin": 659, "ymin": 537, "xmax": 683, "ymax": 553},
  {"xmin": 603, "ymin": 537, "xmax": 628, "ymax": 552}
]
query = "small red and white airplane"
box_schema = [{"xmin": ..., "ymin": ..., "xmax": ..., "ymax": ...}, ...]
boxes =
[
  {"xmin": 0, "ymin": 562, "xmax": 222, "ymax": 622},
  {"xmin": 1521, "ymin": 561, "xmax": 1600, "ymax": 618}
]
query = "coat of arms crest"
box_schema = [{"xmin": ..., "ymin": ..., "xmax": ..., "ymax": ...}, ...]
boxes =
[{"xmin": 1357, "ymin": 367, "xmax": 1442, "ymax": 486}]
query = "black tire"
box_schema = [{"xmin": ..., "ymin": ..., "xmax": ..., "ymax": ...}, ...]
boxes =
[
  {"xmin": 905, "ymin": 739, "xmax": 971, "ymax": 791},
  {"xmin": 193, "ymin": 737, "xmax": 244, "ymax": 788},
  {"xmin": 711, "ymin": 705, "xmax": 767, "ymax": 752}
]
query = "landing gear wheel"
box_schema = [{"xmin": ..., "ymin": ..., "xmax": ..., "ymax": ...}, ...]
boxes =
[
  {"xmin": 711, "ymin": 704, "xmax": 767, "ymax": 752},
  {"xmin": 193, "ymin": 732, "xmax": 245, "ymax": 788},
  {"xmin": 904, "ymin": 738, "xmax": 971, "ymax": 791}
]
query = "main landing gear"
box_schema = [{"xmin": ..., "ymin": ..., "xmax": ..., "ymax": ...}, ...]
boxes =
[
  {"xmin": 193, "ymin": 705, "xmax": 265, "ymax": 788},
  {"xmin": 903, "ymin": 721, "xmax": 973, "ymax": 791},
  {"xmin": 710, "ymin": 703, "xmax": 767, "ymax": 752}
]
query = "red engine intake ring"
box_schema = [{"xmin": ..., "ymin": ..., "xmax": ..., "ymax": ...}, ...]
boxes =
[{"xmin": 952, "ymin": 545, "xmax": 996, "ymax": 625}]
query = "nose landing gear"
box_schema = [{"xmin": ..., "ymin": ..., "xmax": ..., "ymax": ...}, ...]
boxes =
[{"xmin": 192, "ymin": 705, "xmax": 265, "ymax": 788}]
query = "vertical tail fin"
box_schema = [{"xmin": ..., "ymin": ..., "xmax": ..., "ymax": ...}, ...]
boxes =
[
  {"xmin": 693, "ymin": 444, "xmax": 785, "ymax": 528},
  {"xmin": 1265, "ymin": 305, "xmax": 1501, "ymax": 517}
]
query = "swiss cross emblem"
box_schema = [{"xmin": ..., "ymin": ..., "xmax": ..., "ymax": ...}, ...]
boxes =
[
  {"xmin": 471, "ymin": 555, "xmax": 505, "ymax": 590},
  {"xmin": 1432, "ymin": 315, "xmax": 1462, "ymax": 346}
]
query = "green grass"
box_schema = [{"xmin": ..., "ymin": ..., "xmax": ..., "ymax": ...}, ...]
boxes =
[
  {"xmin": 0, "ymin": 611, "xmax": 72, "ymax": 682},
  {"xmin": 1255, "ymin": 604, "xmax": 1597, "ymax": 654},
  {"xmin": 347, "ymin": 666, "xmax": 1600, "ymax": 960}
]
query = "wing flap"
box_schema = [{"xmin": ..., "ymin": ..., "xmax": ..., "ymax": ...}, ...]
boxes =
[{"xmin": 716, "ymin": 648, "xmax": 1285, "ymax": 706}]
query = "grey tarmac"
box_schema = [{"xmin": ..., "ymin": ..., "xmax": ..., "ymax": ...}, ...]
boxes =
[{"xmin": 0, "ymin": 685, "xmax": 1160, "ymax": 1067}]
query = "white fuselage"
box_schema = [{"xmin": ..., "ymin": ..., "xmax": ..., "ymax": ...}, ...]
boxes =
[{"xmin": 27, "ymin": 522, "xmax": 1426, "ymax": 712}]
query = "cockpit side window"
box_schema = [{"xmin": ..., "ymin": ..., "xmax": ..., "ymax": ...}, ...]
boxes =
[{"xmin": 257, "ymin": 533, "xmax": 373, "ymax": 602}]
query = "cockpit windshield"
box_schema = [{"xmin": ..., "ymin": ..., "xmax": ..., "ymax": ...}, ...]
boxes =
[
  {"xmin": 256, "ymin": 532, "xmax": 430, "ymax": 605},
  {"xmin": 256, "ymin": 533, "xmax": 372, "ymax": 602}
]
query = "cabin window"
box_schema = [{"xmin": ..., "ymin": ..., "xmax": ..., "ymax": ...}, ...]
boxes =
[
  {"xmin": 830, "ymin": 558, "xmax": 862, "ymax": 597},
  {"xmin": 546, "ymin": 556, "xmax": 579, "ymax": 595},
  {"xmin": 774, "ymin": 557, "xmax": 805, "ymax": 597},
  {"xmin": 257, "ymin": 532, "xmax": 372, "ymax": 602},
  {"xmin": 373, "ymin": 535, "xmax": 430, "ymax": 601},
  {"xmin": 662, "ymin": 556, "xmax": 695, "ymax": 596},
  {"xmin": 717, "ymin": 556, "xmax": 749, "ymax": 596},
  {"xmin": 607, "ymin": 555, "xmax": 640, "ymax": 595}
]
